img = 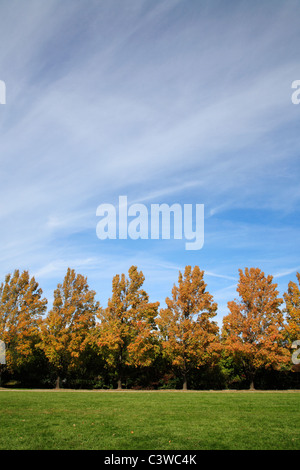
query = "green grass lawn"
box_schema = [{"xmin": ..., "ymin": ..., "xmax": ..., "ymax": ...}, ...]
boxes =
[{"xmin": 0, "ymin": 390, "xmax": 299, "ymax": 450}]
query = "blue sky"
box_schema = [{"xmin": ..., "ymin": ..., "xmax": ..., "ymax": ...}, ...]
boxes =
[{"xmin": 0, "ymin": 0, "xmax": 300, "ymax": 325}]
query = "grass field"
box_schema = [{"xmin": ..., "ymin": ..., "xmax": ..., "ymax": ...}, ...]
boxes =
[{"xmin": 0, "ymin": 390, "xmax": 299, "ymax": 450}]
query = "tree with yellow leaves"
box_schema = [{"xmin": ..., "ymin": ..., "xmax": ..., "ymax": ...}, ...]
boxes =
[
  {"xmin": 157, "ymin": 266, "xmax": 220, "ymax": 390},
  {"xmin": 222, "ymin": 267, "xmax": 290, "ymax": 389},
  {"xmin": 0, "ymin": 270, "xmax": 47, "ymax": 373},
  {"xmin": 96, "ymin": 266, "xmax": 159, "ymax": 389},
  {"xmin": 39, "ymin": 268, "xmax": 99, "ymax": 388},
  {"xmin": 283, "ymin": 272, "xmax": 300, "ymax": 372},
  {"xmin": 284, "ymin": 272, "xmax": 300, "ymax": 345}
]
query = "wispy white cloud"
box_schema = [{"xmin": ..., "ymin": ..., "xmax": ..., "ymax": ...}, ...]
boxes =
[
  {"xmin": 0, "ymin": 0, "xmax": 300, "ymax": 319},
  {"xmin": 273, "ymin": 267, "xmax": 300, "ymax": 279}
]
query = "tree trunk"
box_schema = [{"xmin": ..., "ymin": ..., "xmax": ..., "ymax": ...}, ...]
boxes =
[
  {"xmin": 117, "ymin": 350, "xmax": 123, "ymax": 389},
  {"xmin": 55, "ymin": 375, "xmax": 61, "ymax": 389},
  {"xmin": 117, "ymin": 377, "xmax": 122, "ymax": 390},
  {"xmin": 182, "ymin": 372, "xmax": 188, "ymax": 391},
  {"xmin": 249, "ymin": 380, "xmax": 255, "ymax": 390}
]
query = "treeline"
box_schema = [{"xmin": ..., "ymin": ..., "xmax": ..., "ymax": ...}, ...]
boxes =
[{"xmin": 0, "ymin": 265, "xmax": 299, "ymax": 391}]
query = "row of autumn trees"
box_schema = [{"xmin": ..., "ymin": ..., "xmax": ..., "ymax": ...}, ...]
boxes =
[{"xmin": 0, "ymin": 265, "xmax": 299, "ymax": 390}]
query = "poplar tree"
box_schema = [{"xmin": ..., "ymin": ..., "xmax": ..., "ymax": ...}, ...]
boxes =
[
  {"xmin": 0, "ymin": 270, "xmax": 47, "ymax": 372},
  {"xmin": 283, "ymin": 273, "xmax": 300, "ymax": 372},
  {"xmin": 222, "ymin": 267, "xmax": 290, "ymax": 389},
  {"xmin": 284, "ymin": 272, "xmax": 300, "ymax": 345},
  {"xmin": 39, "ymin": 268, "xmax": 99, "ymax": 388},
  {"xmin": 96, "ymin": 266, "xmax": 159, "ymax": 389},
  {"xmin": 157, "ymin": 266, "xmax": 220, "ymax": 390}
]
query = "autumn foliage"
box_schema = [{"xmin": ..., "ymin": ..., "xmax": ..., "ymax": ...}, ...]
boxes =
[
  {"xmin": 0, "ymin": 270, "xmax": 47, "ymax": 371},
  {"xmin": 222, "ymin": 268, "xmax": 290, "ymax": 389},
  {"xmin": 0, "ymin": 265, "xmax": 299, "ymax": 389},
  {"xmin": 157, "ymin": 266, "xmax": 220, "ymax": 390},
  {"xmin": 284, "ymin": 272, "xmax": 300, "ymax": 345},
  {"xmin": 96, "ymin": 266, "xmax": 159, "ymax": 389},
  {"xmin": 38, "ymin": 268, "xmax": 99, "ymax": 388}
]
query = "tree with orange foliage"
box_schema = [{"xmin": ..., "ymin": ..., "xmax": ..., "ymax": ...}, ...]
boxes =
[
  {"xmin": 0, "ymin": 270, "xmax": 47, "ymax": 373},
  {"xmin": 284, "ymin": 272, "xmax": 300, "ymax": 344},
  {"xmin": 222, "ymin": 267, "xmax": 290, "ymax": 389},
  {"xmin": 96, "ymin": 266, "xmax": 159, "ymax": 389},
  {"xmin": 157, "ymin": 266, "xmax": 220, "ymax": 390},
  {"xmin": 284, "ymin": 273, "xmax": 300, "ymax": 372},
  {"xmin": 39, "ymin": 268, "xmax": 99, "ymax": 388}
]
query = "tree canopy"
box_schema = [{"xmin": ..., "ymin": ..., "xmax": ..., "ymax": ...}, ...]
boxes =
[
  {"xmin": 222, "ymin": 267, "xmax": 290, "ymax": 389},
  {"xmin": 0, "ymin": 265, "xmax": 298, "ymax": 390}
]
